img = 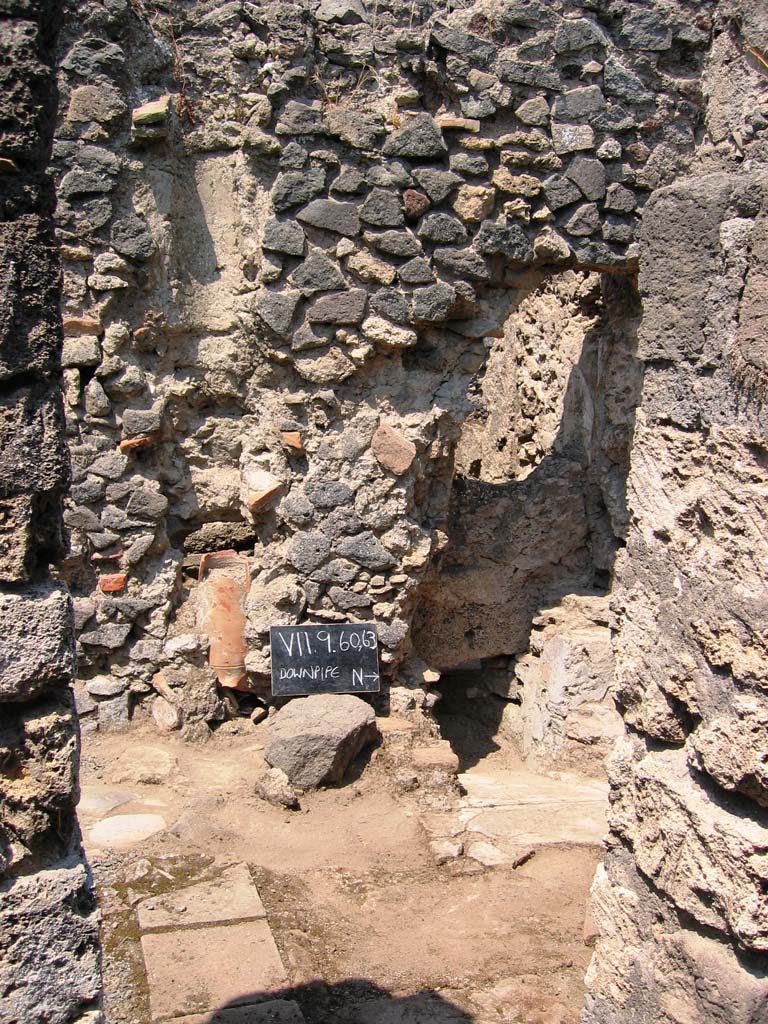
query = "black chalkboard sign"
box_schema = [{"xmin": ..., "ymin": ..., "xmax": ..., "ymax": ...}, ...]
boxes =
[{"xmin": 270, "ymin": 624, "xmax": 380, "ymax": 697}]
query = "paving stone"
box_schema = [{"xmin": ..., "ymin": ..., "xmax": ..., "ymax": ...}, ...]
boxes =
[
  {"xmin": 138, "ymin": 864, "xmax": 265, "ymax": 931},
  {"xmin": 88, "ymin": 813, "xmax": 166, "ymax": 850},
  {"xmin": 141, "ymin": 921, "xmax": 287, "ymax": 1021}
]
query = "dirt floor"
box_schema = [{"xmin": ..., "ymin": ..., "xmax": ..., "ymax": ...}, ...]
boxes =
[{"xmin": 77, "ymin": 713, "xmax": 607, "ymax": 1024}]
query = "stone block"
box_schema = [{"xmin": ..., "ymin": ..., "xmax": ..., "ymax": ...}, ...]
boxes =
[
  {"xmin": 138, "ymin": 863, "xmax": 265, "ymax": 931},
  {"xmin": 265, "ymin": 693, "xmax": 378, "ymax": 788},
  {"xmin": 0, "ymin": 861, "xmax": 100, "ymax": 1024},
  {"xmin": 141, "ymin": 920, "xmax": 287, "ymax": 1020},
  {"xmin": 0, "ymin": 579, "xmax": 74, "ymax": 701}
]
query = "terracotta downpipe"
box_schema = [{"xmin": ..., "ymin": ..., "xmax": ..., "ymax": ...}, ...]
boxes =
[{"xmin": 198, "ymin": 550, "xmax": 250, "ymax": 690}]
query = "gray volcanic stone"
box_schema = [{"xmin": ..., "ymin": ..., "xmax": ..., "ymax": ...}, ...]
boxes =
[
  {"xmin": 110, "ymin": 215, "xmax": 155, "ymax": 261},
  {"xmin": 430, "ymin": 20, "xmax": 496, "ymax": 65},
  {"xmin": 605, "ymin": 183, "xmax": 637, "ymax": 212},
  {"xmin": 620, "ymin": 9, "xmax": 673, "ymax": 51},
  {"xmin": 265, "ymin": 694, "xmax": 378, "ymax": 788},
  {"xmin": 601, "ymin": 215, "xmax": 634, "ymax": 243},
  {"xmin": 256, "ymin": 289, "xmax": 302, "ymax": 336},
  {"xmin": 307, "ymin": 288, "xmax": 367, "ymax": 324},
  {"xmin": 304, "ymin": 479, "xmax": 354, "ymax": 509},
  {"xmin": 497, "ymin": 60, "xmax": 561, "ymax": 90},
  {"xmin": 369, "ymin": 230, "xmax": 422, "ymax": 258},
  {"xmin": 418, "ymin": 213, "xmax": 467, "ymax": 245},
  {"xmin": 79, "ymin": 622, "xmax": 132, "ymax": 648},
  {"xmin": 474, "ymin": 221, "xmax": 534, "ymax": 262},
  {"xmin": 566, "ymin": 156, "xmax": 607, "ymax": 201},
  {"xmin": 122, "ymin": 405, "xmax": 162, "ymax": 438},
  {"xmin": 412, "ymin": 167, "xmax": 462, "ymax": 203},
  {"xmin": 564, "ymin": 203, "xmax": 601, "ymax": 236},
  {"xmin": 449, "ymin": 152, "xmax": 489, "ymax": 177},
  {"xmin": 370, "ymin": 288, "xmax": 411, "ymax": 323},
  {"xmin": 290, "ymin": 249, "xmax": 345, "ymax": 294},
  {"xmin": 0, "ymin": 861, "xmax": 101, "ymax": 1024},
  {"xmin": 280, "ymin": 142, "xmax": 308, "ymax": 169},
  {"xmin": 264, "ymin": 218, "xmax": 306, "ymax": 256},
  {"xmin": 336, "ymin": 530, "xmax": 395, "ymax": 569},
  {"xmin": 412, "ymin": 283, "xmax": 456, "ymax": 322},
  {"xmin": 399, "ymin": 257, "xmax": 434, "ymax": 284},
  {"xmin": 543, "ymin": 174, "xmax": 582, "ymax": 210},
  {"xmin": 0, "ymin": 581, "xmax": 74, "ymax": 701},
  {"xmin": 126, "ymin": 487, "xmax": 168, "ymax": 521},
  {"xmin": 271, "ymin": 167, "xmax": 325, "ymax": 212},
  {"xmin": 288, "ymin": 531, "xmax": 332, "ymax": 572},
  {"xmin": 292, "ymin": 322, "xmax": 332, "ymax": 351},
  {"xmin": 382, "ymin": 113, "xmax": 446, "ymax": 160},
  {"xmin": 60, "ymin": 37, "xmax": 125, "ymax": 76},
  {"xmin": 604, "ymin": 56, "xmax": 654, "ymax": 104},
  {"xmin": 360, "ymin": 188, "xmax": 403, "ymax": 227},
  {"xmin": 276, "ymin": 100, "xmax": 325, "ymax": 134},
  {"xmin": 297, "ymin": 200, "xmax": 360, "ymax": 236},
  {"xmin": 433, "ymin": 247, "xmax": 491, "ymax": 280},
  {"xmin": 328, "ymin": 586, "xmax": 373, "ymax": 610},
  {"xmin": 366, "ymin": 162, "xmax": 412, "ymax": 188},
  {"xmin": 552, "ymin": 86, "xmax": 605, "ymax": 121},
  {"xmin": 331, "ymin": 167, "xmax": 366, "ymax": 194},
  {"xmin": 553, "ymin": 17, "xmax": 609, "ymax": 52},
  {"xmin": 316, "ymin": 0, "xmax": 367, "ymax": 24}
]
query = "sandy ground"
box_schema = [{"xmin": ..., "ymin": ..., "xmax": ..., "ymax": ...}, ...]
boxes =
[{"xmin": 77, "ymin": 716, "xmax": 606, "ymax": 1024}]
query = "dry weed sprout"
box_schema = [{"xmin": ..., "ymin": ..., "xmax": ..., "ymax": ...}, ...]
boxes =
[
  {"xmin": 313, "ymin": 65, "xmax": 382, "ymax": 108},
  {"xmin": 746, "ymin": 44, "xmax": 768, "ymax": 76},
  {"xmin": 128, "ymin": 0, "xmax": 198, "ymax": 123}
]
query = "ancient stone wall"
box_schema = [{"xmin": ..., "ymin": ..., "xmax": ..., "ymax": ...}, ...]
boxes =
[
  {"xmin": 0, "ymin": 3, "xmax": 101, "ymax": 1022},
  {"xmin": 584, "ymin": 0, "xmax": 768, "ymax": 1016},
  {"xmin": 52, "ymin": 0, "xmax": 713, "ymax": 733},
  {"xmin": 32, "ymin": 0, "xmax": 768, "ymax": 1019}
]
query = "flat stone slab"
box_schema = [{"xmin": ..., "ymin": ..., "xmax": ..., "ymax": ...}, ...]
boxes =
[
  {"xmin": 170, "ymin": 998, "xmax": 305, "ymax": 1023},
  {"xmin": 457, "ymin": 768, "xmax": 607, "ymax": 850},
  {"xmin": 77, "ymin": 786, "xmax": 135, "ymax": 816},
  {"xmin": 138, "ymin": 864, "xmax": 266, "ymax": 931},
  {"xmin": 88, "ymin": 813, "xmax": 167, "ymax": 849},
  {"xmin": 141, "ymin": 921, "xmax": 288, "ymax": 1021}
]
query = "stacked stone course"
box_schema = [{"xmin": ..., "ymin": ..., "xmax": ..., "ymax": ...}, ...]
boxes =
[{"xmin": 51, "ymin": 0, "xmax": 712, "ymax": 733}]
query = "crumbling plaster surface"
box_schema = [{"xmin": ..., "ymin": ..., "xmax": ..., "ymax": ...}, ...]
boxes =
[{"xmin": 0, "ymin": 3, "xmax": 101, "ymax": 1023}]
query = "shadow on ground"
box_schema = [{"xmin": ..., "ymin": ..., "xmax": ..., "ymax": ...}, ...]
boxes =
[{"xmin": 195, "ymin": 980, "xmax": 475, "ymax": 1023}]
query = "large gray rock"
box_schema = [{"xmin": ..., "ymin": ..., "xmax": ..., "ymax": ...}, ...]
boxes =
[
  {"xmin": 265, "ymin": 694, "xmax": 378, "ymax": 788},
  {"xmin": 0, "ymin": 581, "xmax": 74, "ymax": 701},
  {"xmin": 0, "ymin": 859, "xmax": 101, "ymax": 1024}
]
